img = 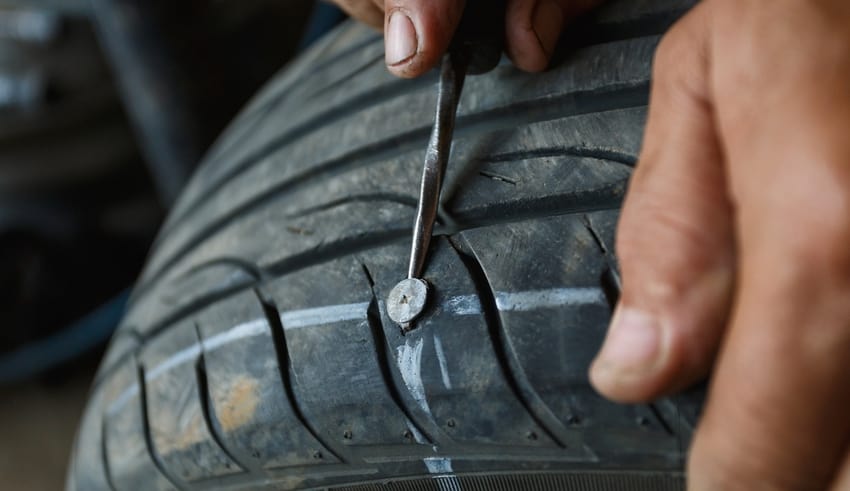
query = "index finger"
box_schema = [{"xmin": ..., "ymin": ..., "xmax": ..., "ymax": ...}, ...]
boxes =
[
  {"xmin": 688, "ymin": 5, "xmax": 850, "ymax": 487},
  {"xmin": 689, "ymin": 238, "xmax": 850, "ymax": 490}
]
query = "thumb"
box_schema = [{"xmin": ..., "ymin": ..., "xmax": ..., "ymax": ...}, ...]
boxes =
[
  {"xmin": 384, "ymin": 0, "xmax": 465, "ymax": 78},
  {"xmin": 589, "ymin": 8, "xmax": 734, "ymax": 402}
]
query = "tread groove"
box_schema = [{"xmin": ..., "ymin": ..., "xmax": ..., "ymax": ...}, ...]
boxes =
[
  {"xmin": 648, "ymin": 402, "xmax": 675, "ymax": 437},
  {"xmin": 450, "ymin": 183, "xmax": 625, "ymax": 227},
  {"xmin": 199, "ymin": 8, "xmax": 674, "ymax": 191},
  {"xmin": 445, "ymin": 236, "xmax": 567, "ymax": 448},
  {"xmin": 104, "ymin": 201, "xmax": 623, "ymax": 388},
  {"xmin": 136, "ymin": 363, "xmax": 187, "ymax": 491},
  {"xmin": 193, "ymin": 324, "xmax": 254, "ymax": 473},
  {"xmin": 297, "ymin": 32, "xmax": 383, "ymax": 90},
  {"xmin": 129, "ymin": 283, "xmax": 256, "ymax": 344},
  {"xmin": 180, "ymin": 256, "xmax": 264, "ymax": 282},
  {"xmin": 286, "ymin": 193, "xmax": 418, "ymax": 219},
  {"xmin": 479, "ymin": 146, "xmax": 637, "ymax": 167},
  {"xmin": 100, "ymin": 418, "xmax": 118, "ymax": 491},
  {"xmin": 305, "ymin": 52, "xmax": 385, "ymax": 101},
  {"xmin": 582, "ymin": 214, "xmax": 623, "ymax": 307},
  {"xmin": 198, "ymin": 98, "xmax": 280, "ymax": 185},
  {"xmin": 135, "ymin": 83, "xmax": 647, "ymax": 301},
  {"xmin": 583, "ymin": 215, "xmax": 682, "ymax": 450},
  {"xmin": 362, "ymin": 263, "xmax": 436, "ymax": 445},
  {"xmin": 600, "ymin": 267, "xmax": 622, "ymax": 311},
  {"xmin": 161, "ymin": 25, "xmax": 658, "ymax": 241},
  {"xmin": 255, "ymin": 289, "xmax": 345, "ymax": 463},
  {"xmin": 157, "ymin": 74, "xmax": 433, "ymax": 245}
]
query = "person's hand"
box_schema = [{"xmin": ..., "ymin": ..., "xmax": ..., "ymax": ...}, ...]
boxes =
[
  {"xmin": 329, "ymin": 0, "xmax": 602, "ymax": 77},
  {"xmin": 589, "ymin": 0, "xmax": 850, "ymax": 489}
]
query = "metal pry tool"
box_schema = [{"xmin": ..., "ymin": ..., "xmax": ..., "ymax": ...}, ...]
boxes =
[{"xmin": 387, "ymin": 0, "xmax": 505, "ymax": 330}]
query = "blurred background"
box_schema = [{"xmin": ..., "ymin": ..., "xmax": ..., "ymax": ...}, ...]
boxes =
[{"xmin": 0, "ymin": 0, "xmax": 344, "ymax": 487}]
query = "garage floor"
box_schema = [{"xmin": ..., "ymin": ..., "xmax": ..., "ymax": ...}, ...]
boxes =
[{"xmin": 0, "ymin": 368, "xmax": 94, "ymax": 490}]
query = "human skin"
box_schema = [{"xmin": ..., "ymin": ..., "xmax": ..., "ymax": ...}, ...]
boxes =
[{"xmin": 328, "ymin": 0, "xmax": 850, "ymax": 489}]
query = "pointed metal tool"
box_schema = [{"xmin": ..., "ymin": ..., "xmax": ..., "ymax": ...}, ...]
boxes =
[{"xmin": 387, "ymin": 0, "xmax": 505, "ymax": 330}]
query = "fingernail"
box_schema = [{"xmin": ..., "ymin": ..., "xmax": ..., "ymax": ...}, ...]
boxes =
[
  {"xmin": 594, "ymin": 306, "xmax": 663, "ymax": 375},
  {"xmin": 386, "ymin": 11, "xmax": 417, "ymax": 66},
  {"xmin": 532, "ymin": 0, "xmax": 565, "ymax": 58}
]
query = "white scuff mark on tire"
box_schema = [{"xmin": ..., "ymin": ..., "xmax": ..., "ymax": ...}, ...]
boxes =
[
  {"xmin": 111, "ymin": 286, "xmax": 607, "ymax": 413},
  {"xmin": 432, "ymin": 334, "xmax": 452, "ymax": 390},
  {"xmin": 201, "ymin": 318, "xmax": 267, "ymax": 351},
  {"xmin": 423, "ymin": 457, "xmax": 453, "ymax": 473},
  {"xmin": 445, "ymin": 294, "xmax": 481, "ymax": 315},
  {"xmin": 108, "ymin": 383, "xmax": 140, "ymax": 414},
  {"xmin": 397, "ymin": 337, "xmax": 429, "ymax": 415},
  {"xmin": 280, "ymin": 301, "xmax": 370, "ymax": 329},
  {"xmin": 495, "ymin": 287, "xmax": 605, "ymax": 311},
  {"xmin": 145, "ymin": 344, "xmax": 201, "ymax": 382},
  {"xmin": 446, "ymin": 287, "xmax": 605, "ymax": 317}
]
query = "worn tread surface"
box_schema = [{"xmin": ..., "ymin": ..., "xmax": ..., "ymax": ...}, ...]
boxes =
[{"xmin": 68, "ymin": 1, "xmax": 704, "ymax": 489}]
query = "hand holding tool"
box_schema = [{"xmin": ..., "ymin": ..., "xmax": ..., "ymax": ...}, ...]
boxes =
[{"xmin": 387, "ymin": 0, "xmax": 505, "ymax": 330}]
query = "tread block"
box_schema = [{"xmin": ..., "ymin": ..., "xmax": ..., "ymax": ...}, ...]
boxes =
[
  {"xmin": 123, "ymin": 261, "xmax": 257, "ymax": 340},
  {"xmin": 460, "ymin": 212, "xmax": 684, "ymax": 463},
  {"xmin": 264, "ymin": 258, "xmax": 428, "ymax": 455},
  {"xmin": 103, "ymin": 361, "xmax": 176, "ymax": 491},
  {"xmin": 138, "ymin": 36, "xmax": 661, "ymax": 290},
  {"xmin": 194, "ymin": 290, "xmax": 341, "ymax": 469},
  {"xmin": 362, "ymin": 241, "xmax": 588, "ymax": 455},
  {"xmin": 140, "ymin": 322, "xmax": 243, "ymax": 482},
  {"xmin": 127, "ymin": 107, "xmax": 643, "ymax": 340},
  {"xmin": 446, "ymin": 110, "xmax": 641, "ymax": 221}
]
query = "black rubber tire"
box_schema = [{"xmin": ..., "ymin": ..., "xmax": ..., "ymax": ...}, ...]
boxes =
[{"xmin": 68, "ymin": 1, "xmax": 705, "ymax": 489}]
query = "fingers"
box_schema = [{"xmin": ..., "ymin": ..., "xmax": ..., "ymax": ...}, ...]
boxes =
[
  {"xmin": 506, "ymin": 0, "xmax": 603, "ymax": 72},
  {"xmin": 689, "ymin": 188, "xmax": 850, "ymax": 490},
  {"xmin": 330, "ymin": 0, "xmax": 464, "ymax": 76},
  {"xmin": 384, "ymin": 0, "xmax": 465, "ymax": 78},
  {"xmin": 387, "ymin": 0, "xmax": 604, "ymax": 76},
  {"xmin": 341, "ymin": 0, "xmax": 606, "ymax": 77},
  {"xmin": 334, "ymin": 0, "xmax": 384, "ymax": 29},
  {"xmin": 589, "ymin": 6, "xmax": 735, "ymax": 403},
  {"xmin": 686, "ymin": 2, "xmax": 850, "ymax": 487},
  {"xmin": 689, "ymin": 263, "xmax": 850, "ymax": 490}
]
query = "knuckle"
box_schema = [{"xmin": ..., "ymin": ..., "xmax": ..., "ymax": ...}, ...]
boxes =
[
  {"xmin": 616, "ymin": 198, "xmax": 725, "ymax": 299},
  {"xmin": 652, "ymin": 12, "xmax": 695, "ymax": 73},
  {"xmin": 652, "ymin": 28, "xmax": 684, "ymax": 74},
  {"xmin": 650, "ymin": 5, "xmax": 709, "ymax": 94},
  {"xmin": 778, "ymin": 187, "xmax": 850, "ymax": 276},
  {"xmin": 618, "ymin": 193, "xmax": 721, "ymax": 266}
]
